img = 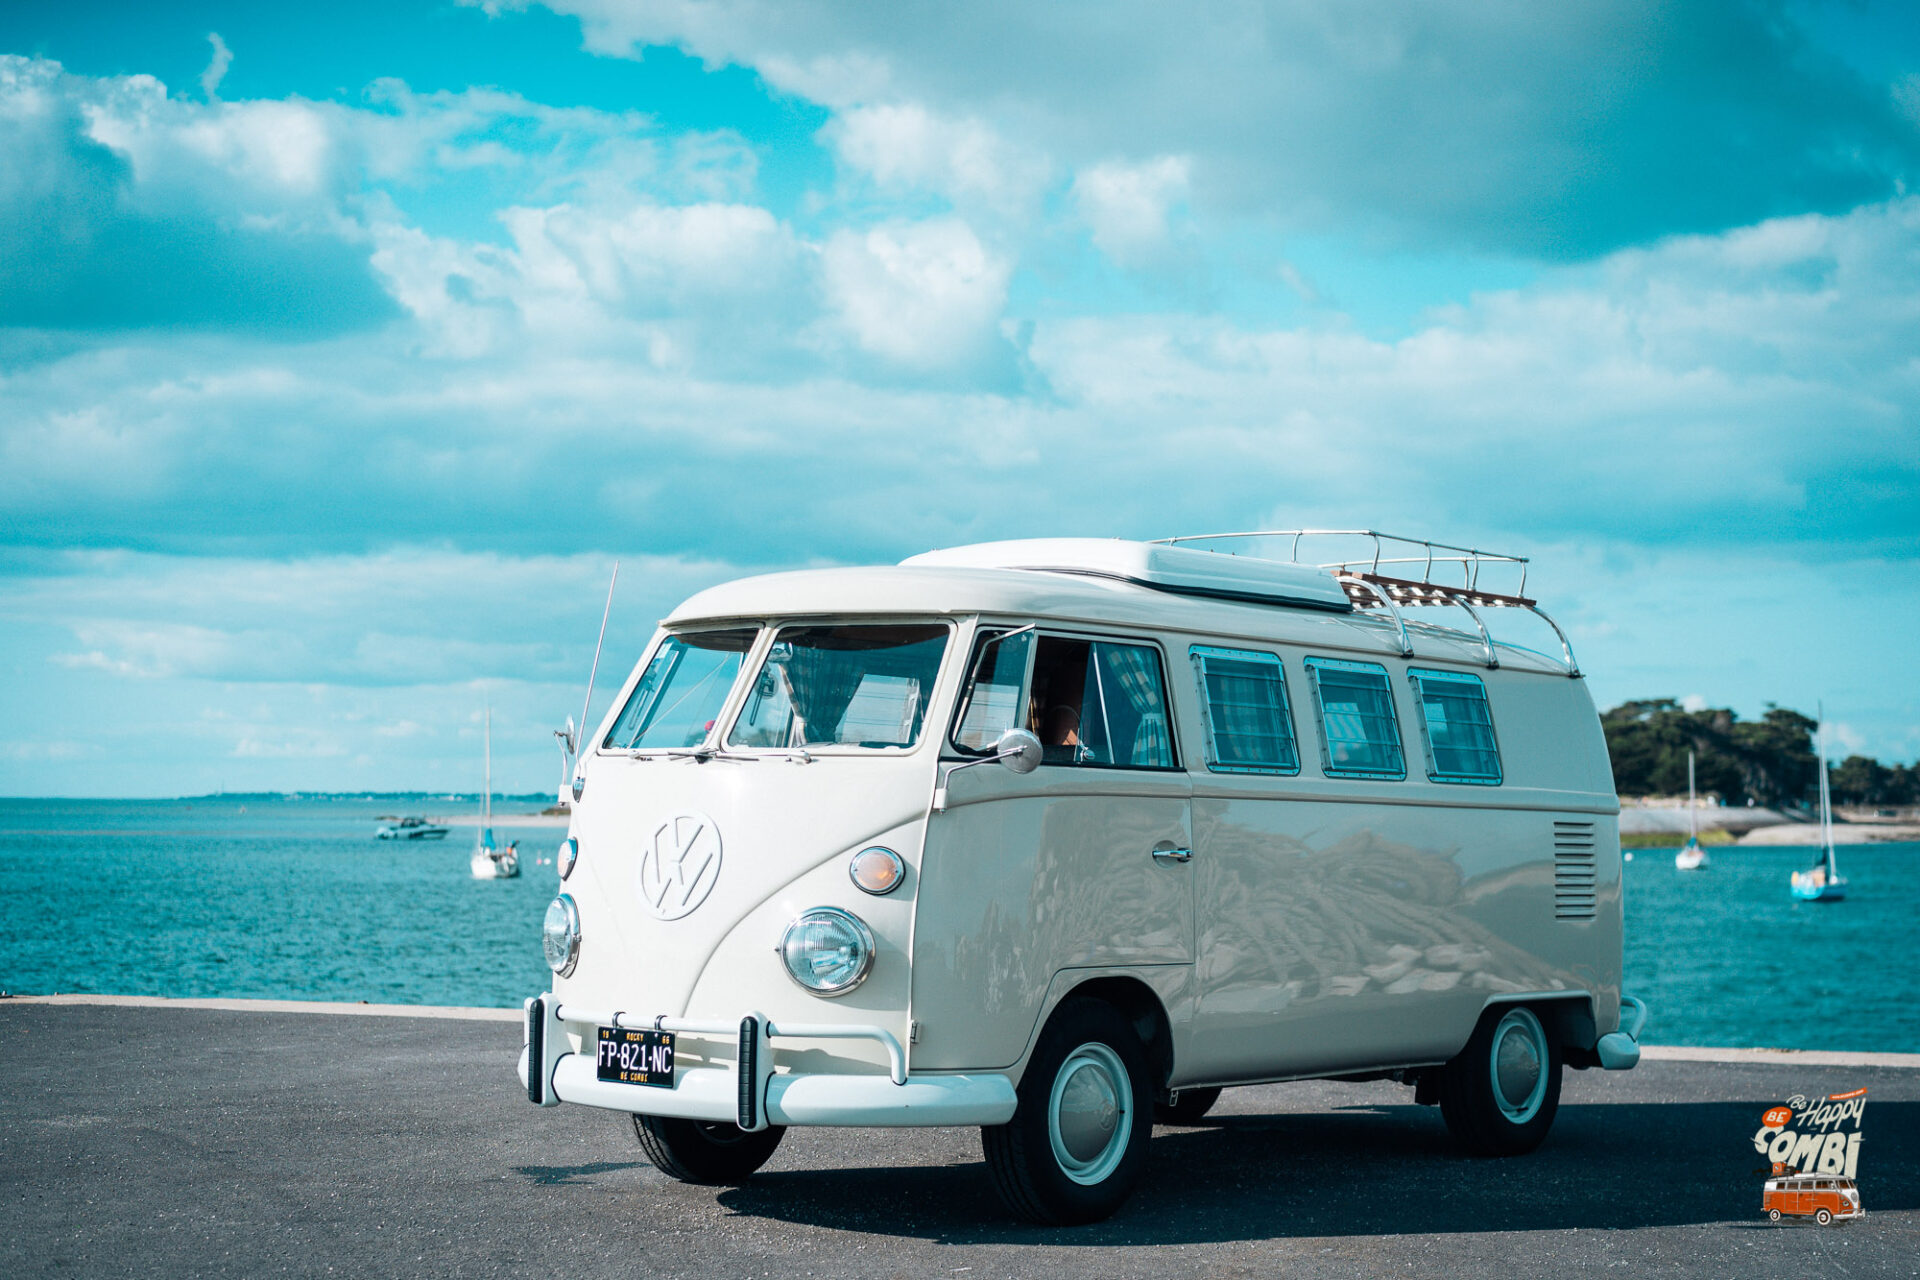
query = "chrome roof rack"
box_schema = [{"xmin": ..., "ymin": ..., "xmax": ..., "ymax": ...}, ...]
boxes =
[{"xmin": 1150, "ymin": 530, "xmax": 1580, "ymax": 677}]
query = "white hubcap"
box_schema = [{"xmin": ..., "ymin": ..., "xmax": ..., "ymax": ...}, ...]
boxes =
[
  {"xmin": 1048, "ymin": 1042, "xmax": 1131, "ymax": 1185},
  {"xmin": 1489, "ymin": 1008, "xmax": 1549, "ymax": 1124}
]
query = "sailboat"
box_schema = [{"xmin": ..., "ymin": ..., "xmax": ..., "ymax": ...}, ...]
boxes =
[
  {"xmin": 1791, "ymin": 708, "xmax": 1846, "ymax": 902},
  {"xmin": 471, "ymin": 706, "xmax": 520, "ymax": 880},
  {"xmin": 1675, "ymin": 749, "xmax": 1708, "ymax": 870}
]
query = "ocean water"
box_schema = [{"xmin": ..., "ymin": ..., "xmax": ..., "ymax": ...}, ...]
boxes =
[
  {"xmin": 0, "ymin": 798, "xmax": 554, "ymax": 1008},
  {"xmin": 1, "ymin": 799, "xmax": 1914, "ymax": 1052}
]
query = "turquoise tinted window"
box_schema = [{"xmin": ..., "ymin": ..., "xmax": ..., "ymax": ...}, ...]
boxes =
[
  {"xmin": 1304, "ymin": 656, "xmax": 1406, "ymax": 780},
  {"xmin": 1191, "ymin": 646, "xmax": 1298, "ymax": 775},
  {"xmin": 1409, "ymin": 668, "xmax": 1502, "ymax": 784},
  {"xmin": 603, "ymin": 629, "xmax": 756, "ymax": 750}
]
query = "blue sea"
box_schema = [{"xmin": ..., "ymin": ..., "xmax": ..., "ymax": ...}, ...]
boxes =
[{"xmin": 0, "ymin": 798, "xmax": 1914, "ymax": 1052}]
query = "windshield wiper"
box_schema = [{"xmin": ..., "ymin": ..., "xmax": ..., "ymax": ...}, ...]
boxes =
[{"xmin": 664, "ymin": 745, "xmax": 815, "ymax": 763}]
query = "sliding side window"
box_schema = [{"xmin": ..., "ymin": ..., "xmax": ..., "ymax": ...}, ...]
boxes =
[
  {"xmin": 1304, "ymin": 656, "xmax": 1406, "ymax": 780},
  {"xmin": 1027, "ymin": 637, "xmax": 1176, "ymax": 769},
  {"xmin": 1408, "ymin": 668, "xmax": 1502, "ymax": 785},
  {"xmin": 1191, "ymin": 646, "xmax": 1299, "ymax": 775}
]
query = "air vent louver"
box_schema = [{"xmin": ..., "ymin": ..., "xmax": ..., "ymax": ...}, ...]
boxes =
[{"xmin": 1553, "ymin": 820, "xmax": 1598, "ymax": 920}]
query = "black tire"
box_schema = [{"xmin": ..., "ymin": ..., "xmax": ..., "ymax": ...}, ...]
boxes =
[
  {"xmin": 1438, "ymin": 1004, "xmax": 1562, "ymax": 1156},
  {"xmin": 631, "ymin": 1114, "xmax": 785, "ymax": 1184},
  {"xmin": 982, "ymin": 997, "xmax": 1153, "ymax": 1225},
  {"xmin": 1155, "ymin": 1086, "xmax": 1222, "ymax": 1125}
]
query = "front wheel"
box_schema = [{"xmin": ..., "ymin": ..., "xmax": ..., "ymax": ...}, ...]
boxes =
[
  {"xmin": 631, "ymin": 1115, "xmax": 785, "ymax": 1184},
  {"xmin": 1816, "ymin": 1208, "xmax": 1832, "ymax": 1225},
  {"xmin": 1438, "ymin": 1005, "xmax": 1562, "ymax": 1156},
  {"xmin": 982, "ymin": 997, "xmax": 1153, "ymax": 1225}
]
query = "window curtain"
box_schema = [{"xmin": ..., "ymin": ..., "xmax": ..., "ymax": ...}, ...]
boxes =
[
  {"xmin": 786, "ymin": 645, "xmax": 866, "ymax": 743},
  {"xmin": 1096, "ymin": 644, "xmax": 1171, "ymax": 767}
]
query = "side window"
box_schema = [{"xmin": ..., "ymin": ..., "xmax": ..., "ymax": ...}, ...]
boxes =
[
  {"xmin": 1190, "ymin": 646, "xmax": 1299, "ymax": 775},
  {"xmin": 1028, "ymin": 636, "xmax": 1175, "ymax": 769},
  {"xmin": 1408, "ymin": 668, "xmax": 1503, "ymax": 785},
  {"xmin": 1304, "ymin": 656, "xmax": 1406, "ymax": 780}
]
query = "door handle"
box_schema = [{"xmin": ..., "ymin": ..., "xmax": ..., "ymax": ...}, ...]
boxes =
[{"xmin": 1151, "ymin": 843, "xmax": 1192, "ymax": 865}]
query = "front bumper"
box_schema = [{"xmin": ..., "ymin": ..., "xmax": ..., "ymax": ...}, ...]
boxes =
[{"xmin": 517, "ymin": 994, "xmax": 1016, "ymax": 1130}]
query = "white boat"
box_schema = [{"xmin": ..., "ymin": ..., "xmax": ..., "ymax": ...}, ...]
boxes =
[
  {"xmin": 1675, "ymin": 750, "xmax": 1708, "ymax": 870},
  {"xmin": 471, "ymin": 707, "xmax": 520, "ymax": 879},
  {"xmin": 1791, "ymin": 708, "xmax": 1846, "ymax": 902},
  {"xmin": 377, "ymin": 815, "xmax": 448, "ymax": 840}
]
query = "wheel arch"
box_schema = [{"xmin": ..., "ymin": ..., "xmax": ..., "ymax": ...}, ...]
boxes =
[
  {"xmin": 1471, "ymin": 991, "xmax": 1597, "ymax": 1060},
  {"xmin": 1063, "ymin": 975, "xmax": 1176, "ymax": 1092},
  {"xmin": 1005, "ymin": 968, "xmax": 1182, "ymax": 1091}
]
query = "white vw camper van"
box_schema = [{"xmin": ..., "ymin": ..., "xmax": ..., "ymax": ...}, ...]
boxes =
[{"xmin": 520, "ymin": 533, "xmax": 1646, "ymax": 1224}]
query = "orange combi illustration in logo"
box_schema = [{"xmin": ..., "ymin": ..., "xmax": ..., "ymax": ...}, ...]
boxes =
[{"xmin": 1754, "ymin": 1089, "xmax": 1867, "ymax": 1226}]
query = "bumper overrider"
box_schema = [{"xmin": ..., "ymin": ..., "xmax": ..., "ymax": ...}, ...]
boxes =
[
  {"xmin": 518, "ymin": 994, "xmax": 1018, "ymax": 1130},
  {"xmin": 1595, "ymin": 994, "xmax": 1649, "ymax": 1070}
]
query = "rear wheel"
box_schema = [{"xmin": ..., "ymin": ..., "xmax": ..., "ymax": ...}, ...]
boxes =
[
  {"xmin": 1816, "ymin": 1208, "xmax": 1832, "ymax": 1225},
  {"xmin": 1155, "ymin": 1086, "xmax": 1222, "ymax": 1125},
  {"xmin": 1438, "ymin": 1005, "xmax": 1561, "ymax": 1156},
  {"xmin": 982, "ymin": 997, "xmax": 1153, "ymax": 1225},
  {"xmin": 631, "ymin": 1115, "xmax": 785, "ymax": 1184},
  {"xmin": 1768, "ymin": 1208, "xmax": 1782, "ymax": 1222}
]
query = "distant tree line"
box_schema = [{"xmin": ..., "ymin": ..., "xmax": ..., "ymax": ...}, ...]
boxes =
[{"xmin": 1602, "ymin": 699, "xmax": 1919, "ymax": 807}]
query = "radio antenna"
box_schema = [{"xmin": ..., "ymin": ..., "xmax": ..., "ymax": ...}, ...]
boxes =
[{"xmin": 570, "ymin": 561, "xmax": 619, "ymax": 799}]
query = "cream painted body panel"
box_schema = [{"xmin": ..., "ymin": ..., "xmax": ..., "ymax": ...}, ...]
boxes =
[
  {"xmin": 908, "ymin": 768, "xmax": 1194, "ymax": 1072},
  {"xmin": 558, "ymin": 744, "xmax": 938, "ymax": 1076},
  {"xmin": 1168, "ymin": 637, "xmax": 1621, "ymax": 1084}
]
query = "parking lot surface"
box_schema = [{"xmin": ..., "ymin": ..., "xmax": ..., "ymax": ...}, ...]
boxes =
[{"xmin": 3, "ymin": 1002, "xmax": 1915, "ymax": 1278}]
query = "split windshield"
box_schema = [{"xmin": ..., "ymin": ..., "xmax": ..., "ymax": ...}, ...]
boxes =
[
  {"xmin": 602, "ymin": 629, "xmax": 757, "ymax": 751},
  {"xmin": 730, "ymin": 624, "xmax": 949, "ymax": 750}
]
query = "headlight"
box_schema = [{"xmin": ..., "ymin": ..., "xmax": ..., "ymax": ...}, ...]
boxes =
[
  {"xmin": 558, "ymin": 836, "xmax": 578, "ymax": 880},
  {"xmin": 543, "ymin": 894, "xmax": 581, "ymax": 977},
  {"xmin": 848, "ymin": 845, "xmax": 905, "ymax": 895},
  {"xmin": 778, "ymin": 907, "xmax": 874, "ymax": 996}
]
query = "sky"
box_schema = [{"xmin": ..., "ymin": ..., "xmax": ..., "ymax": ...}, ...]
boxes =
[{"xmin": 2, "ymin": 0, "xmax": 1917, "ymax": 797}]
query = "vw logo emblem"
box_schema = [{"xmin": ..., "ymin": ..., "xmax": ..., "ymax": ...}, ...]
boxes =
[{"xmin": 637, "ymin": 812, "xmax": 723, "ymax": 920}]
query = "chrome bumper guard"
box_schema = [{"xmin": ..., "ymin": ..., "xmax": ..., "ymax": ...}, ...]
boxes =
[
  {"xmin": 517, "ymin": 994, "xmax": 1016, "ymax": 1130},
  {"xmin": 1595, "ymin": 994, "xmax": 1648, "ymax": 1070}
]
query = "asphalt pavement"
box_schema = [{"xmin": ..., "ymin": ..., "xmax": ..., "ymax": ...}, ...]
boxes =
[{"xmin": 3, "ymin": 1001, "xmax": 1915, "ymax": 1278}]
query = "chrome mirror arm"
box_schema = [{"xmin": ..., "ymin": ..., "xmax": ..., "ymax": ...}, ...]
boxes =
[{"xmin": 932, "ymin": 728, "xmax": 1043, "ymax": 811}]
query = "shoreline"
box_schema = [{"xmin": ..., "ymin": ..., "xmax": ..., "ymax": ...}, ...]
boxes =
[{"xmin": 7, "ymin": 993, "xmax": 1918, "ymax": 1065}]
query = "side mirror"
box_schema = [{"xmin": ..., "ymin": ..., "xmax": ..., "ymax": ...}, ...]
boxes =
[
  {"xmin": 933, "ymin": 726, "xmax": 1044, "ymax": 812},
  {"xmin": 994, "ymin": 728, "xmax": 1042, "ymax": 774}
]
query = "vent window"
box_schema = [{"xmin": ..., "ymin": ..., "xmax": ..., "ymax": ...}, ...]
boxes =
[
  {"xmin": 1304, "ymin": 656, "xmax": 1406, "ymax": 780},
  {"xmin": 1191, "ymin": 646, "xmax": 1300, "ymax": 775},
  {"xmin": 1554, "ymin": 820, "xmax": 1598, "ymax": 920},
  {"xmin": 1408, "ymin": 667, "xmax": 1503, "ymax": 785}
]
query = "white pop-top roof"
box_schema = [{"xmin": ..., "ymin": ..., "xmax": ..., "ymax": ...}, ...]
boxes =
[{"xmin": 901, "ymin": 539, "xmax": 1352, "ymax": 612}]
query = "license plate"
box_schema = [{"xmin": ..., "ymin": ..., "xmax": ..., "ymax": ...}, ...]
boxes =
[{"xmin": 596, "ymin": 1026, "xmax": 675, "ymax": 1087}]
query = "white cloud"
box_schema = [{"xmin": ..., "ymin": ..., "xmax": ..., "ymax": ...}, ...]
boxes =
[
  {"xmin": 823, "ymin": 103, "xmax": 1050, "ymax": 213},
  {"xmin": 1071, "ymin": 154, "xmax": 1190, "ymax": 262},
  {"xmin": 531, "ymin": 0, "xmax": 1920, "ymax": 258},
  {"xmin": 820, "ymin": 218, "xmax": 1010, "ymax": 368},
  {"xmin": 199, "ymin": 33, "xmax": 232, "ymax": 102}
]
